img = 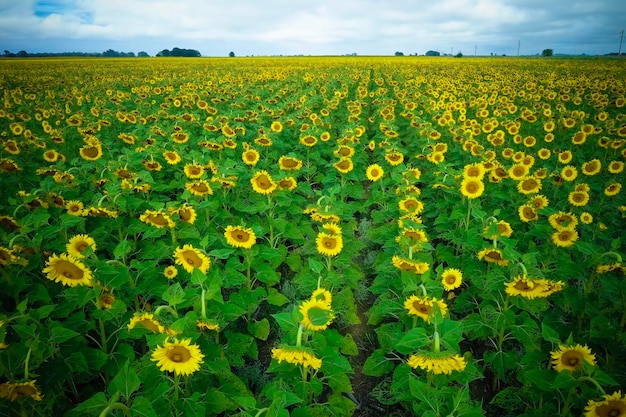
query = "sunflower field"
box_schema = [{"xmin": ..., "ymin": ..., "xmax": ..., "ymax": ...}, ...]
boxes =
[{"xmin": 0, "ymin": 56, "xmax": 625, "ymax": 417}]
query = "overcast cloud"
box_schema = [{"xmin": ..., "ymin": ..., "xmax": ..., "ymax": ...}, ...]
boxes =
[{"xmin": 0, "ymin": 0, "xmax": 624, "ymax": 56}]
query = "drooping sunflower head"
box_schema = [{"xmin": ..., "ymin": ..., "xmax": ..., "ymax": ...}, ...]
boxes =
[
  {"xmin": 185, "ymin": 180, "xmax": 213, "ymax": 196},
  {"xmin": 151, "ymin": 338, "xmax": 205, "ymax": 376},
  {"xmin": 43, "ymin": 253, "xmax": 93, "ymax": 287},
  {"xmin": 407, "ymin": 352, "xmax": 467, "ymax": 375},
  {"xmin": 551, "ymin": 344, "xmax": 596, "ymax": 372},
  {"xmin": 128, "ymin": 312, "xmax": 166, "ymax": 333},
  {"xmin": 0, "ymin": 380, "xmax": 43, "ymax": 402},
  {"xmin": 140, "ymin": 210, "xmax": 176, "ymax": 229},
  {"xmin": 174, "ymin": 244, "xmax": 211, "ymax": 274},
  {"xmin": 271, "ymin": 346, "xmax": 322, "ymax": 370},
  {"xmin": 66, "ymin": 234, "xmax": 96, "ymax": 258},
  {"xmin": 392, "ymin": 255, "xmax": 429, "ymax": 274},
  {"xmin": 224, "ymin": 225, "xmax": 257, "ymax": 249},
  {"xmin": 477, "ymin": 248, "xmax": 508, "ymax": 266}
]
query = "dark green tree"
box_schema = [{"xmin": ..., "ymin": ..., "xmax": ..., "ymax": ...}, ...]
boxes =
[
  {"xmin": 229, "ymin": 51, "xmax": 235, "ymax": 57},
  {"xmin": 541, "ymin": 49, "xmax": 554, "ymax": 57}
]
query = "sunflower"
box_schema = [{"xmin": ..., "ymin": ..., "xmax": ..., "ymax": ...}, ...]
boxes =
[
  {"xmin": 551, "ymin": 344, "xmax": 596, "ymax": 372},
  {"xmin": 270, "ymin": 121, "xmax": 283, "ymax": 133},
  {"xmin": 3, "ymin": 140, "xmax": 19, "ymax": 155},
  {"xmin": 477, "ymin": 248, "xmax": 508, "ymax": 266},
  {"xmin": 460, "ymin": 178, "xmax": 485, "ymax": 199},
  {"xmin": 255, "ymin": 136, "xmax": 272, "ymax": 147},
  {"xmin": 79, "ymin": 144, "xmax": 103, "ymax": 161},
  {"xmin": 139, "ymin": 210, "xmax": 175, "ymax": 229},
  {"xmin": 483, "ymin": 220, "xmax": 513, "ymax": 239},
  {"xmin": 224, "ymin": 225, "xmax": 257, "ymax": 249},
  {"xmin": 0, "ymin": 380, "xmax": 43, "ymax": 402},
  {"xmin": 572, "ymin": 131, "xmax": 587, "ymax": 145},
  {"xmin": 407, "ymin": 352, "xmax": 466, "ymax": 375},
  {"xmin": 529, "ymin": 195, "xmax": 549, "ymax": 210},
  {"xmin": 582, "ymin": 159, "xmax": 602, "ymax": 176},
  {"xmin": 250, "ymin": 170, "xmax": 277, "ymax": 195},
  {"xmin": 580, "ymin": 212, "xmax": 593, "ymax": 224},
  {"xmin": 43, "ymin": 253, "xmax": 93, "ymax": 287},
  {"xmin": 441, "ymin": 268, "xmax": 463, "ymax": 291},
  {"xmin": 186, "ymin": 180, "xmax": 213, "ymax": 197},
  {"xmin": 196, "ymin": 319, "xmax": 220, "ymax": 332},
  {"xmin": 404, "ymin": 295, "xmax": 448, "ymax": 323},
  {"xmin": 518, "ymin": 204, "xmax": 538, "ymax": 222},
  {"xmin": 548, "ymin": 212, "xmax": 578, "ymax": 230},
  {"xmin": 151, "ymin": 338, "xmax": 205, "ymax": 376},
  {"xmin": 176, "ymin": 205, "xmax": 197, "ymax": 224},
  {"xmin": 517, "ymin": 176, "xmax": 542, "ymax": 195},
  {"xmin": 66, "ymin": 234, "xmax": 96, "ymax": 258},
  {"xmin": 174, "ymin": 244, "xmax": 211, "ymax": 274},
  {"xmin": 584, "ymin": 391, "xmax": 626, "ymax": 417},
  {"xmin": 557, "ymin": 150, "xmax": 573, "ymax": 164},
  {"xmin": 504, "ymin": 276, "xmax": 549, "ymax": 299},
  {"xmin": 300, "ymin": 135, "xmax": 317, "ymax": 147},
  {"xmin": 127, "ymin": 312, "xmax": 166, "ymax": 333},
  {"xmin": 271, "ymin": 346, "xmax": 322, "ymax": 370},
  {"xmin": 385, "ymin": 151, "xmax": 404, "ymax": 166},
  {"xmin": 242, "ymin": 149, "xmax": 260, "ymax": 166},
  {"xmin": 398, "ymin": 197, "xmax": 424, "ymax": 213},
  {"xmin": 310, "ymin": 288, "xmax": 333, "ymax": 305},
  {"xmin": 608, "ymin": 161, "xmax": 625, "ymax": 174},
  {"xmin": 164, "ymin": 265, "xmax": 178, "ymax": 279},
  {"xmin": 551, "ymin": 229, "xmax": 579, "ymax": 247},
  {"xmin": 605, "ymin": 183, "xmax": 622, "ymax": 196},
  {"xmin": 537, "ymin": 148, "xmax": 552, "ymax": 160},
  {"xmin": 278, "ymin": 156, "xmax": 303, "ymax": 171},
  {"xmin": 0, "ymin": 159, "xmax": 21, "ymax": 172},
  {"xmin": 315, "ymin": 232, "xmax": 343, "ymax": 257},
  {"xmin": 278, "ymin": 177, "xmax": 297, "ymax": 191},
  {"xmin": 508, "ymin": 163, "xmax": 529, "ymax": 180},
  {"xmin": 299, "ymin": 298, "xmax": 334, "ymax": 331},
  {"xmin": 568, "ymin": 191, "xmax": 589, "ymax": 207},
  {"xmin": 184, "ymin": 163, "xmax": 205, "ymax": 179},
  {"xmin": 463, "ymin": 163, "xmax": 485, "ymax": 180},
  {"xmin": 0, "ymin": 215, "xmax": 19, "ymax": 232},
  {"xmin": 396, "ymin": 228, "xmax": 428, "ymax": 249},
  {"xmin": 366, "ymin": 164, "xmax": 384, "ymax": 181},
  {"xmin": 333, "ymin": 157, "xmax": 354, "ymax": 174},
  {"xmin": 392, "ymin": 256, "xmax": 429, "ymax": 274}
]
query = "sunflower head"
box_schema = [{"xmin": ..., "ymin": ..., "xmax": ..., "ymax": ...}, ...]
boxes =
[
  {"xmin": 250, "ymin": 170, "xmax": 277, "ymax": 195},
  {"xmin": 174, "ymin": 244, "xmax": 211, "ymax": 274},
  {"xmin": 43, "ymin": 253, "xmax": 93, "ymax": 287},
  {"xmin": 151, "ymin": 338, "xmax": 205, "ymax": 376},
  {"xmin": 224, "ymin": 225, "xmax": 257, "ymax": 249},
  {"xmin": 551, "ymin": 344, "xmax": 596, "ymax": 372},
  {"xmin": 366, "ymin": 164, "xmax": 384, "ymax": 181},
  {"xmin": 315, "ymin": 232, "xmax": 343, "ymax": 257},
  {"xmin": 299, "ymin": 298, "xmax": 335, "ymax": 331},
  {"xmin": 404, "ymin": 295, "xmax": 448, "ymax": 323},
  {"xmin": 584, "ymin": 391, "xmax": 626, "ymax": 417},
  {"xmin": 441, "ymin": 268, "xmax": 463, "ymax": 291}
]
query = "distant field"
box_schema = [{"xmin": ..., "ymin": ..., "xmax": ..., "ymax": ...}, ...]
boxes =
[{"xmin": 1, "ymin": 56, "xmax": 625, "ymax": 417}]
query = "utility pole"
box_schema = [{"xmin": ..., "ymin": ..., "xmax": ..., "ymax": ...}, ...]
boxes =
[{"xmin": 619, "ymin": 29, "xmax": 624, "ymax": 55}]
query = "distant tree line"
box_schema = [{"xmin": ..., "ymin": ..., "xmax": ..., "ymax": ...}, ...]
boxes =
[
  {"xmin": 156, "ymin": 47, "xmax": 201, "ymax": 57},
  {"xmin": 2, "ymin": 49, "xmax": 150, "ymax": 58}
]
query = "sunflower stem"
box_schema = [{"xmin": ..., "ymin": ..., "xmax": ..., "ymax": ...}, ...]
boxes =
[
  {"xmin": 173, "ymin": 373, "xmax": 180, "ymax": 403},
  {"xmin": 433, "ymin": 331, "xmax": 441, "ymax": 353},
  {"xmin": 98, "ymin": 402, "xmax": 131, "ymax": 417},
  {"xmin": 154, "ymin": 305, "xmax": 178, "ymax": 319},
  {"xmin": 254, "ymin": 408, "xmax": 269, "ymax": 417},
  {"xmin": 326, "ymin": 255, "xmax": 333, "ymax": 273},
  {"xmin": 201, "ymin": 287, "xmax": 207, "ymax": 320},
  {"xmin": 578, "ymin": 376, "xmax": 606, "ymax": 396},
  {"xmin": 98, "ymin": 318, "xmax": 108, "ymax": 354},
  {"xmin": 465, "ymin": 198, "xmax": 472, "ymax": 231},
  {"xmin": 24, "ymin": 347, "xmax": 32, "ymax": 380},
  {"xmin": 296, "ymin": 324, "xmax": 304, "ymax": 347}
]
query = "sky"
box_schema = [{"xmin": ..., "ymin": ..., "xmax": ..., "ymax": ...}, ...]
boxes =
[{"xmin": 1, "ymin": 0, "xmax": 625, "ymax": 56}]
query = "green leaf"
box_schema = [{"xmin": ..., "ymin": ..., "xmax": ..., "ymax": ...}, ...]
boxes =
[
  {"xmin": 190, "ymin": 267, "xmax": 207, "ymax": 286},
  {"xmin": 395, "ymin": 327, "xmax": 430, "ymax": 355},
  {"xmin": 267, "ymin": 287, "xmax": 288, "ymax": 306},
  {"xmin": 69, "ymin": 392, "xmax": 109, "ymax": 416},
  {"xmin": 541, "ymin": 322, "xmax": 561, "ymax": 345},
  {"xmin": 50, "ymin": 323, "xmax": 80, "ymax": 343},
  {"xmin": 362, "ymin": 349, "xmax": 395, "ymax": 377},
  {"xmin": 340, "ymin": 333, "xmax": 358, "ymax": 356},
  {"xmin": 308, "ymin": 258, "xmax": 324, "ymax": 274},
  {"xmin": 130, "ymin": 396, "xmax": 157, "ymax": 417},
  {"xmin": 521, "ymin": 369, "xmax": 555, "ymax": 391},
  {"xmin": 272, "ymin": 312, "xmax": 298, "ymax": 331},
  {"xmin": 109, "ymin": 360, "xmax": 141, "ymax": 400},
  {"xmin": 248, "ymin": 318, "xmax": 270, "ymax": 341},
  {"xmin": 113, "ymin": 239, "xmax": 134, "ymax": 259},
  {"xmin": 209, "ymin": 248, "xmax": 235, "ymax": 259},
  {"xmin": 162, "ymin": 282, "xmax": 185, "ymax": 306}
]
